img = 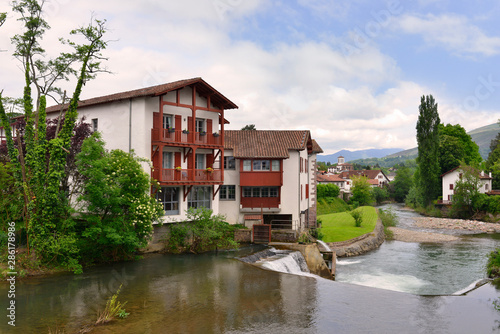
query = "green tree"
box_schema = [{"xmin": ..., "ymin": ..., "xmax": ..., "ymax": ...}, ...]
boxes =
[
  {"xmin": 391, "ymin": 165, "xmax": 413, "ymax": 203},
  {"xmin": 0, "ymin": 0, "xmax": 109, "ymax": 271},
  {"xmin": 350, "ymin": 175, "xmax": 373, "ymax": 206},
  {"xmin": 439, "ymin": 123, "xmax": 482, "ymax": 174},
  {"xmin": 416, "ymin": 95, "xmax": 441, "ymax": 206},
  {"xmin": 75, "ymin": 133, "xmax": 163, "ymax": 263},
  {"xmin": 241, "ymin": 124, "xmax": 256, "ymax": 130},
  {"xmin": 317, "ymin": 183, "xmax": 340, "ymax": 199},
  {"xmin": 486, "ymin": 120, "xmax": 500, "ymax": 189},
  {"xmin": 450, "ymin": 166, "xmax": 482, "ymax": 218},
  {"xmin": 371, "ymin": 186, "xmax": 389, "ymax": 205}
]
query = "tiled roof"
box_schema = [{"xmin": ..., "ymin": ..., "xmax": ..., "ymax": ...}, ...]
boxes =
[
  {"xmin": 338, "ymin": 170, "xmax": 386, "ymax": 180},
  {"xmin": 45, "ymin": 77, "xmax": 238, "ymax": 113},
  {"xmin": 224, "ymin": 130, "xmax": 311, "ymax": 158},
  {"xmin": 441, "ymin": 166, "xmax": 492, "ymax": 179},
  {"xmin": 312, "ymin": 139, "xmax": 324, "ymax": 154},
  {"xmin": 317, "ymin": 173, "xmax": 345, "ymax": 182}
]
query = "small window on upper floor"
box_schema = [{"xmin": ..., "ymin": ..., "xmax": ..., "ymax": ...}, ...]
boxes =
[
  {"xmin": 224, "ymin": 156, "xmax": 235, "ymax": 170},
  {"xmin": 195, "ymin": 118, "xmax": 205, "ymax": 133},
  {"xmin": 163, "ymin": 114, "xmax": 173, "ymax": 129},
  {"xmin": 92, "ymin": 118, "xmax": 98, "ymax": 132}
]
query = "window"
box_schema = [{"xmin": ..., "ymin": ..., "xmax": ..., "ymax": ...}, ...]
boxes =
[
  {"xmin": 195, "ymin": 118, "xmax": 205, "ymax": 133},
  {"xmin": 163, "ymin": 152, "xmax": 173, "ymax": 169},
  {"xmin": 220, "ymin": 185, "xmax": 236, "ymax": 200},
  {"xmin": 242, "ymin": 187, "xmax": 279, "ymax": 198},
  {"xmin": 272, "ymin": 160, "xmax": 280, "ymax": 171},
  {"xmin": 163, "ymin": 114, "xmax": 173, "ymax": 129},
  {"xmin": 252, "ymin": 160, "xmax": 271, "ymax": 171},
  {"xmin": 486, "ymin": 184, "xmax": 489, "ymax": 191},
  {"xmin": 224, "ymin": 156, "xmax": 236, "ymax": 170},
  {"xmin": 92, "ymin": 118, "xmax": 98, "ymax": 132},
  {"xmin": 188, "ymin": 186, "xmax": 211, "ymax": 209},
  {"xmin": 449, "ymin": 184, "xmax": 454, "ymax": 190},
  {"xmin": 156, "ymin": 187, "xmax": 179, "ymax": 215},
  {"xmin": 243, "ymin": 160, "xmax": 251, "ymax": 171},
  {"xmin": 195, "ymin": 154, "xmax": 205, "ymax": 170}
]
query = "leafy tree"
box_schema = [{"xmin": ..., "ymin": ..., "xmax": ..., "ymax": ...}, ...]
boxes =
[
  {"xmin": 241, "ymin": 124, "xmax": 256, "ymax": 130},
  {"xmin": 438, "ymin": 123, "xmax": 482, "ymax": 174},
  {"xmin": 416, "ymin": 95, "xmax": 441, "ymax": 206},
  {"xmin": 317, "ymin": 183, "xmax": 340, "ymax": 199},
  {"xmin": 317, "ymin": 161, "xmax": 328, "ymax": 172},
  {"xmin": 371, "ymin": 186, "xmax": 389, "ymax": 205},
  {"xmin": 450, "ymin": 166, "xmax": 482, "ymax": 218},
  {"xmin": 350, "ymin": 175, "xmax": 373, "ymax": 206},
  {"xmin": 75, "ymin": 133, "xmax": 163, "ymax": 263},
  {"xmin": 391, "ymin": 165, "xmax": 413, "ymax": 203},
  {"xmin": 486, "ymin": 120, "xmax": 500, "ymax": 189},
  {"xmin": 0, "ymin": 0, "xmax": 109, "ymax": 271}
]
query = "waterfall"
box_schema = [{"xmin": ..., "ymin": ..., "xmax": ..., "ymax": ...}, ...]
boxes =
[
  {"xmin": 239, "ymin": 248, "xmax": 315, "ymax": 277},
  {"xmin": 317, "ymin": 240, "xmax": 332, "ymax": 252},
  {"xmin": 260, "ymin": 251, "xmax": 311, "ymax": 275}
]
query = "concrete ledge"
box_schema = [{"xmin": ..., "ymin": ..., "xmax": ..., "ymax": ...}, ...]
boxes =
[{"xmin": 327, "ymin": 218, "xmax": 385, "ymax": 257}]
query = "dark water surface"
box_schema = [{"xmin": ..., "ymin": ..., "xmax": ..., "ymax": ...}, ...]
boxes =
[{"xmin": 1, "ymin": 244, "xmax": 500, "ymax": 333}]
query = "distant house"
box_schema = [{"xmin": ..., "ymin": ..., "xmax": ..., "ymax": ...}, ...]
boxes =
[
  {"xmin": 338, "ymin": 169, "xmax": 390, "ymax": 188},
  {"xmin": 327, "ymin": 156, "xmax": 353, "ymax": 173},
  {"xmin": 441, "ymin": 167, "xmax": 492, "ymax": 204}
]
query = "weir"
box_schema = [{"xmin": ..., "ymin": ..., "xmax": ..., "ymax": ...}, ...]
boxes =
[{"xmin": 240, "ymin": 244, "xmax": 334, "ymax": 280}]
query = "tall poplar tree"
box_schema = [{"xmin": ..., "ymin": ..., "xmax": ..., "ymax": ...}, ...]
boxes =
[{"xmin": 416, "ymin": 95, "xmax": 441, "ymax": 206}]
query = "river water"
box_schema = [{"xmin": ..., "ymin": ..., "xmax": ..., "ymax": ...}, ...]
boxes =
[
  {"xmin": 1, "ymin": 206, "xmax": 500, "ymax": 333},
  {"xmin": 336, "ymin": 204, "xmax": 500, "ymax": 295}
]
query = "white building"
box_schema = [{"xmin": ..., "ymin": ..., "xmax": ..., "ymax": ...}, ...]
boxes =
[
  {"xmin": 441, "ymin": 167, "xmax": 493, "ymax": 203},
  {"xmin": 43, "ymin": 77, "xmax": 238, "ymax": 222},
  {"xmin": 220, "ymin": 130, "xmax": 323, "ymax": 230}
]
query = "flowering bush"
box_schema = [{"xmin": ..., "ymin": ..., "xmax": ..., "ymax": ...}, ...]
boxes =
[{"xmin": 76, "ymin": 133, "xmax": 163, "ymax": 262}]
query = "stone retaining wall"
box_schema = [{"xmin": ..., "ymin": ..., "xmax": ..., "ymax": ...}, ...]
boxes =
[{"xmin": 328, "ymin": 218, "xmax": 385, "ymax": 257}]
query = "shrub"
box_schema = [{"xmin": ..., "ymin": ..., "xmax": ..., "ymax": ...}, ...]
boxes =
[
  {"xmin": 487, "ymin": 248, "xmax": 500, "ymax": 278},
  {"xmin": 379, "ymin": 208, "xmax": 397, "ymax": 240},
  {"xmin": 166, "ymin": 207, "xmax": 239, "ymax": 253},
  {"xmin": 350, "ymin": 210, "xmax": 363, "ymax": 227},
  {"xmin": 317, "ymin": 183, "xmax": 340, "ymax": 199}
]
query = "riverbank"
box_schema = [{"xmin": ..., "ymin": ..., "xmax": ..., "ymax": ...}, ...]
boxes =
[{"xmin": 388, "ymin": 227, "xmax": 459, "ymax": 243}]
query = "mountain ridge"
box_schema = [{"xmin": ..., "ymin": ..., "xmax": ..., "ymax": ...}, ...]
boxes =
[{"xmin": 318, "ymin": 122, "xmax": 500, "ymax": 163}]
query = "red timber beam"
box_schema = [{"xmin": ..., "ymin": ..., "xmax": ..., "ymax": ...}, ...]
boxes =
[
  {"xmin": 183, "ymin": 185, "xmax": 193, "ymax": 201},
  {"xmin": 213, "ymin": 185, "xmax": 221, "ymax": 200}
]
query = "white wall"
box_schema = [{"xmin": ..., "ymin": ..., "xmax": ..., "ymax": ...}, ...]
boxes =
[{"xmin": 219, "ymin": 151, "xmax": 240, "ymax": 224}]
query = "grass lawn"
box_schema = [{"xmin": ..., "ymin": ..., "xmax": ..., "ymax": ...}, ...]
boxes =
[{"xmin": 318, "ymin": 206, "xmax": 378, "ymax": 242}]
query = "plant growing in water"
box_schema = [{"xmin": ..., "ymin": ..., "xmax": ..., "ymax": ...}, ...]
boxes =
[{"xmin": 96, "ymin": 284, "xmax": 128, "ymax": 324}]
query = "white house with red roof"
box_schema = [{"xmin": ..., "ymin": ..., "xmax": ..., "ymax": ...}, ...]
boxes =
[
  {"xmin": 220, "ymin": 130, "xmax": 323, "ymax": 230},
  {"xmin": 2, "ymin": 77, "xmax": 325, "ymax": 232},
  {"xmin": 39, "ymin": 77, "xmax": 239, "ymax": 222},
  {"xmin": 441, "ymin": 167, "xmax": 492, "ymax": 204}
]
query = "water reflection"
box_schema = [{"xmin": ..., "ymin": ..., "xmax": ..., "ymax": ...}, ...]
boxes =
[{"xmin": 1, "ymin": 248, "xmax": 500, "ymax": 333}]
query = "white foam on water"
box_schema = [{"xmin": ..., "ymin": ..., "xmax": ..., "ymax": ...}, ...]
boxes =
[
  {"xmin": 341, "ymin": 271, "xmax": 430, "ymax": 294},
  {"xmin": 336, "ymin": 259, "xmax": 363, "ymax": 265},
  {"xmin": 259, "ymin": 251, "xmax": 317, "ymax": 277}
]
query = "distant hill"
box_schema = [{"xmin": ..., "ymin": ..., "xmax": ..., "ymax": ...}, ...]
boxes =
[
  {"xmin": 319, "ymin": 122, "xmax": 500, "ymax": 168},
  {"xmin": 385, "ymin": 123, "xmax": 500, "ymax": 161},
  {"xmin": 318, "ymin": 148, "xmax": 404, "ymax": 163}
]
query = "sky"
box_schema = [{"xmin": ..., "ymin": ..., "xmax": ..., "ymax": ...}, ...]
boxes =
[{"xmin": 1, "ymin": 0, "xmax": 500, "ymax": 154}]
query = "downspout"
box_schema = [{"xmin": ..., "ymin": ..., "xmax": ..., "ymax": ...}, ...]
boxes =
[
  {"xmin": 128, "ymin": 98, "xmax": 132, "ymax": 153},
  {"xmin": 298, "ymin": 152, "xmax": 301, "ymax": 231}
]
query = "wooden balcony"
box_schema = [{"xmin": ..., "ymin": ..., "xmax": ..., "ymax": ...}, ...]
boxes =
[
  {"xmin": 151, "ymin": 128, "xmax": 222, "ymax": 146},
  {"xmin": 153, "ymin": 168, "xmax": 223, "ymax": 185},
  {"xmin": 240, "ymin": 197, "xmax": 280, "ymax": 209}
]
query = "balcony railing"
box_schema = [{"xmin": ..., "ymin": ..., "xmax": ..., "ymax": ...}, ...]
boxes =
[
  {"xmin": 151, "ymin": 129, "xmax": 222, "ymax": 146},
  {"xmin": 154, "ymin": 168, "xmax": 222, "ymax": 184},
  {"xmin": 240, "ymin": 197, "xmax": 280, "ymax": 209}
]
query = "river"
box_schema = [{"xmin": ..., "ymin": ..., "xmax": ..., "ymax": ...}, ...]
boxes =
[{"xmin": 1, "ymin": 205, "xmax": 500, "ymax": 333}]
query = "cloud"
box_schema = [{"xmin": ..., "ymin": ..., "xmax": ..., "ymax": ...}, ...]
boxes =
[{"xmin": 394, "ymin": 13, "xmax": 500, "ymax": 56}]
